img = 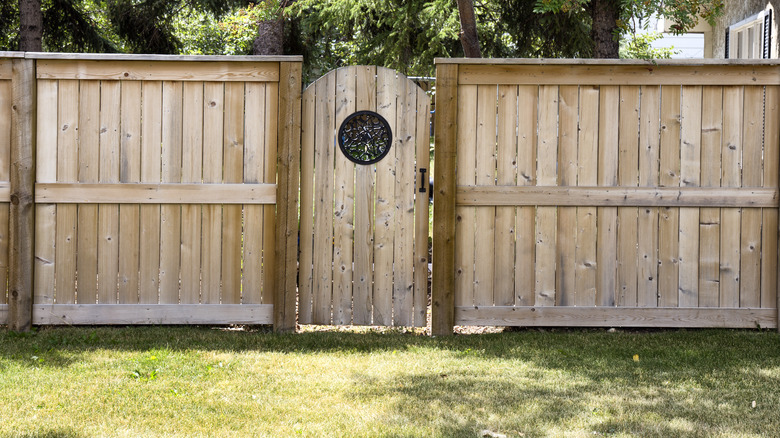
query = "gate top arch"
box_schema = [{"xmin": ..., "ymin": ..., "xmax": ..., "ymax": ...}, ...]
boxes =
[{"xmin": 299, "ymin": 66, "xmax": 431, "ymax": 327}]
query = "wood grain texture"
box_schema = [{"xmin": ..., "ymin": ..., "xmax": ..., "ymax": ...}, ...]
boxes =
[
  {"xmin": 118, "ymin": 81, "xmax": 142, "ymax": 304},
  {"xmin": 33, "ymin": 80, "xmax": 57, "ymax": 306},
  {"xmin": 596, "ymin": 86, "xmax": 619, "ymax": 307},
  {"xmin": 298, "ymin": 84, "xmax": 315, "ymax": 323},
  {"xmin": 139, "ymin": 81, "xmax": 162, "ymax": 304},
  {"xmin": 494, "ymin": 85, "xmax": 517, "ymax": 307},
  {"xmin": 36, "ymin": 60, "xmax": 280, "ymax": 82},
  {"xmin": 473, "ymin": 85, "xmax": 497, "ymax": 307},
  {"xmin": 515, "ymin": 85, "xmax": 537, "ymax": 306},
  {"xmin": 454, "ymin": 85, "xmax": 477, "ymax": 308},
  {"xmin": 33, "ymin": 304, "xmax": 273, "ymax": 325}
]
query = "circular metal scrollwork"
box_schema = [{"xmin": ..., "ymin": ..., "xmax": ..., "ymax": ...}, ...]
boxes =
[{"xmin": 338, "ymin": 111, "xmax": 393, "ymax": 165}]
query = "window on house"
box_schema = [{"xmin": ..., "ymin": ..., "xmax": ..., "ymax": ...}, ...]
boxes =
[{"xmin": 726, "ymin": 9, "xmax": 772, "ymax": 59}]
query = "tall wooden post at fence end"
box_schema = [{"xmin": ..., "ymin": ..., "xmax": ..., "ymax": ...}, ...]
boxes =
[
  {"xmin": 431, "ymin": 62, "xmax": 458, "ymax": 336},
  {"xmin": 8, "ymin": 58, "xmax": 35, "ymax": 332},
  {"xmin": 274, "ymin": 60, "xmax": 302, "ymax": 333}
]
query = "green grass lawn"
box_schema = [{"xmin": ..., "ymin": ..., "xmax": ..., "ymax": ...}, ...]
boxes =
[{"xmin": 1, "ymin": 326, "xmax": 779, "ymax": 438}]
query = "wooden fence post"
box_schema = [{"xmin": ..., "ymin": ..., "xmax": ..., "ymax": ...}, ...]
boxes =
[
  {"xmin": 9, "ymin": 58, "xmax": 35, "ymax": 332},
  {"xmin": 431, "ymin": 62, "xmax": 458, "ymax": 336},
  {"xmin": 274, "ymin": 60, "xmax": 302, "ymax": 333}
]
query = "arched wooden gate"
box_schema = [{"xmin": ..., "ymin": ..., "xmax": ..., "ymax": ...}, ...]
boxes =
[{"xmin": 298, "ymin": 66, "xmax": 430, "ymax": 326}]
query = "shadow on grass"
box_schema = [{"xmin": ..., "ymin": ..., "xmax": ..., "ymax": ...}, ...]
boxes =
[{"xmin": 10, "ymin": 429, "xmax": 83, "ymax": 438}]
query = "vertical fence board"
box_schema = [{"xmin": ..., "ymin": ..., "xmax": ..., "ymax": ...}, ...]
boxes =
[
  {"xmin": 638, "ymin": 86, "xmax": 660, "ymax": 307},
  {"xmin": 393, "ymin": 75, "xmax": 417, "ymax": 325},
  {"xmin": 720, "ymin": 86, "xmax": 743, "ymax": 308},
  {"xmin": 242, "ymin": 82, "xmax": 266, "ymax": 305},
  {"xmin": 353, "ymin": 66, "xmax": 377, "ymax": 324},
  {"xmin": 98, "ymin": 81, "xmax": 121, "ymax": 304},
  {"xmin": 34, "ymin": 79, "xmax": 57, "ymax": 305},
  {"xmin": 0, "ymin": 79, "xmax": 10, "ymax": 306},
  {"xmin": 678, "ymin": 85, "xmax": 702, "ymax": 308},
  {"xmin": 455, "ymin": 85, "xmax": 477, "ymax": 308},
  {"xmin": 699, "ymin": 86, "xmax": 723, "ymax": 308},
  {"xmin": 658, "ymin": 85, "xmax": 681, "ymax": 307},
  {"xmin": 740, "ymin": 86, "xmax": 764, "ymax": 308},
  {"xmin": 313, "ymin": 73, "xmax": 335, "ymax": 324},
  {"xmin": 333, "ymin": 67, "xmax": 356, "ymax": 324},
  {"xmin": 763, "ymin": 86, "xmax": 780, "ymax": 312},
  {"xmin": 414, "ymin": 86, "xmax": 431, "ymax": 326},
  {"xmin": 515, "ymin": 85, "xmax": 537, "ymax": 306},
  {"xmin": 535, "ymin": 85, "xmax": 558, "ymax": 306},
  {"xmin": 575, "ymin": 86, "xmax": 598, "ymax": 307},
  {"xmin": 139, "ymin": 81, "xmax": 162, "ymax": 304},
  {"xmin": 262, "ymin": 81, "xmax": 278, "ymax": 305},
  {"xmin": 118, "ymin": 81, "xmax": 141, "ymax": 304},
  {"xmin": 596, "ymin": 86, "xmax": 619, "ymax": 307},
  {"xmin": 474, "ymin": 85, "xmax": 497, "ymax": 307},
  {"xmin": 221, "ymin": 82, "xmax": 244, "ymax": 305},
  {"xmin": 180, "ymin": 81, "xmax": 204, "ymax": 305},
  {"xmin": 495, "ymin": 85, "xmax": 517, "ymax": 307},
  {"xmin": 617, "ymin": 85, "xmax": 640, "ymax": 307},
  {"xmin": 55, "ymin": 80, "xmax": 79, "ymax": 305},
  {"xmin": 159, "ymin": 81, "xmax": 182, "ymax": 304},
  {"xmin": 201, "ymin": 82, "xmax": 223, "ymax": 304},
  {"xmin": 298, "ymin": 85, "xmax": 315, "ymax": 322},
  {"xmin": 77, "ymin": 81, "xmax": 99, "ymax": 303},
  {"xmin": 556, "ymin": 86, "xmax": 578, "ymax": 306}
]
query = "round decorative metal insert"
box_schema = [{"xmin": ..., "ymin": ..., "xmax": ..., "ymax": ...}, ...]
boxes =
[{"xmin": 338, "ymin": 111, "xmax": 392, "ymax": 165}]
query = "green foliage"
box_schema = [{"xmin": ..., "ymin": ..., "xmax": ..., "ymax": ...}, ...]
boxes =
[{"xmin": 620, "ymin": 31, "xmax": 677, "ymax": 59}]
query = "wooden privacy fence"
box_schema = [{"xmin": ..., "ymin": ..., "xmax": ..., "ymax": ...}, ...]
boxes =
[
  {"xmin": 433, "ymin": 59, "xmax": 780, "ymax": 335},
  {"xmin": 0, "ymin": 53, "xmax": 301, "ymax": 331}
]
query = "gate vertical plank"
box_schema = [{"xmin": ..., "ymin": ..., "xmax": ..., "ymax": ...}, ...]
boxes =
[
  {"xmin": 659, "ymin": 85, "xmax": 681, "ymax": 307},
  {"xmin": 638, "ymin": 85, "xmax": 659, "ymax": 307},
  {"xmin": 334, "ymin": 67, "xmax": 356, "ymax": 324},
  {"xmin": 180, "ymin": 82, "xmax": 204, "ymax": 304},
  {"xmin": 374, "ymin": 67, "xmax": 397, "ymax": 325},
  {"xmin": 298, "ymin": 85, "xmax": 315, "ymax": 322},
  {"xmin": 617, "ymin": 85, "xmax": 639, "ymax": 307},
  {"xmin": 201, "ymin": 82, "xmax": 224, "ymax": 304},
  {"xmin": 242, "ymin": 82, "xmax": 266, "ymax": 305},
  {"xmin": 139, "ymin": 81, "xmax": 162, "ymax": 304},
  {"xmin": 762, "ymin": 86, "xmax": 779, "ymax": 312},
  {"xmin": 556, "ymin": 85, "xmax": 578, "ymax": 307},
  {"xmin": 678, "ymin": 85, "xmax": 702, "ymax": 308},
  {"xmin": 720, "ymin": 86, "xmax": 742, "ymax": 308},
  {"xmin": 414, "ymin": 85, "xmax": 431, "ymax": 326},
  {"xmin": 98, "ymin": 81, "xmax": 121, "ymax": 304},
  {"xmin": 77, "ymin": 80, "xmax": 99, "ymax": 304},
  {"xmin": 431, "ymin": 63, "xmax": 458, "ymax": 335},
  {"xmin": 455, "ymin": 84, "xmax": 477, "ymax": 308},
  {"xmin": 353, "ymin": 66, "xmax": 377, "ymax": 325},
  {"xmin": 159, "ymin": 81, "xmax": 182, "ymax": 304},
  {"xmin": 596, "ymin": 86, "xmax": 619, "ymax": 307},
  {"xmin": 262, "ymin": 81, "xmax": 278, "ymax": 304},
  {"xmin": 394, "ymin": 75, "xmax": 417, "ymax": 325},
  {"xmin": 221, "ymin": 82, "xmax": 245, "ymax": 305},
  {"xmin": 515, "ymin": 85, "xmax": 536, "ymax": 306},
  {"xmin": 535, "ymin": 85, "xmax": 558, "ymax": 307},
  {"xmin": 699, "ymin": 86, "xmax": 723, "ymax": 308},
  {"xmin": 575, "ymin": 85, "xmax": 598, "ymax": 307},
  {"xmin": 474, "ymin": 84, "xmax": 497, "ymax": 307},
  {"xmin": 0, "ymin": 79, "xmax": 10, "ymax": 307},
  {"xmin": 740, "ymin": 86, "xmax": 764, "ymax": 308},
  {"xmin": 313, "ymin": 72, "xmax": 336, "ymax": 324},
  {"xmin": 34, "ymin": 80, "xmax": 57, "ymax": 305},
  {"xmin": 118, "ymin": 81, "xmax": 141, "ymax": 304},
  {"xmin": 495, "ymin": 85, "xmax": 517, "ymax": 307}
]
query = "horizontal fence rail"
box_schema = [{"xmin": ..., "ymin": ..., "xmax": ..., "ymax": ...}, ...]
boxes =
[{"xmin": 433, "ymin": 59, "xmax": 780, "ymax": 334}]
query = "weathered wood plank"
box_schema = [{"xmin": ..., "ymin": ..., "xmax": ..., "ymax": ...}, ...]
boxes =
[
  {"xmin": 698, "ymin": 86, "xmax": 723, "ymax": 308},
  {"xmin": 763, "ymin": 86, "xmax": 780, "ymax": 314},
  {"xmin": 261, "ymin": 81, "xmax": 278, "ymax": 307},
  {"xmin": 139, "ymin": 81, "xmax": 162, "ymax": 304},
  {"xmin": 431, "ymin": 63, "xmax": 458, "ymax": 335},
  {"xmin": 494, "ymin": 85, "xmax": 517, "ymax": 307},
  {"xmin": 32, "ymin": 304, "xmax": 273, "ymax": 325},
  {"xmin": 352, "ymin": 66, "xmax": 377, "ymax": 325},
  {"xmin": 36, "ymin": 60, "xmax": 280, "ymax": 82},
  {"xmin": 333, "ymin": 67, "xmax": 356, "ymax": 325},
  {"xmin": 596, "ymin": 86, "xmax": 619, "ymax": 307},
  {"xmin": 473, "ymin": 84, "xmax": 497, "ymax": 308},
  {"xmin": 740, "ymin": 86, "xmax": 764, "ymax": 309},
  {"xmin": 413, "ymin": 85, "xmax": 431, "ymax": 326},
  {"xmin": 535, "ymin": 85, "xmax": 558, "ymax": 307},
  {"xmin": 159, "ymin": 81, "xmax": 183, "ymax": 304},
  {"xmin": 180, "ymin": 82, "xmax": 204, "ymax": 305},
  {"xmin": 76, "ymin": 80, "xmax": 100, "ymax": 303},
  {"xmin": 556, "ymin": 85, "xmax": 578, "ymax": 307},
  {"xmin": 720, "ymin": 86, "xmax": 743, "ymax": 308},
  {"xmin": 617, "ymin": 85, "xmax": 640, "ymax": 307},
  {"xmin": 33, "ymin": 79, "xmax": 57, "ymax": 306},
  {"xmin": 200, "ymin": 82, "xmax": 224, "ymax": 304},
  {"xmin": 454, "ymin": 306, "xmax": 777, "ymax": 328},
  {"xmin": 118, "ymin": 81, "xmax": 142, "ymax": 304},
  {"xmin": 97, "ymin": 80, "xmax": 121, "ymax": 304},
  {"xmin": 220, "ymin": 82, "xmax": 245, "ymax": 305},
  {"xmin": 242, "ymin": 82, "xmax": 266, "ymax": 306},
  {"xmin": 35, "ymin": 183, "xmax": 276, "ymax": 203},
  {"xmin": 0, "ymin": 79, "xmax": 9, "ymax": 307},
  {"xmin": 454, "ymin": 85, "xmax": 477, "ymax": 308},
  {"xmin": 678, "ymin": 86, "xmax": 702, "ymax": 308},
  {"xmin": 575, "ymin": 85, "xmax": 599, "ymax": 307},
  {"xmin": 298, "ymin": 84, "xmax": 315, "ymax": 323},
  {"xmin": 515, "ymin": 85, "xmax": 537, "ymax": 306},
  {"xmin": 637, "ymin": 86, "xmax": 660, "ymax": 308},
  {"xmin": 658, "ymin": 85, "xmax": 681, "ymax": 307}
]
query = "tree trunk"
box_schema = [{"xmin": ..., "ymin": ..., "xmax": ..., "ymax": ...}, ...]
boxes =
[
  {"xmin": 457, "ymin": 0, "xmax": 481, "ymax": 58},
  {"xmin": 591, "ymin": 0, "xmax": 619, "ymax": 58},
  {"xmin": 252, "ymin": 1, "xmax": 293, "ymax": 56},
  {"xmin": 19, "ymin": 0, "xmax": 43, "ymax": 52}
]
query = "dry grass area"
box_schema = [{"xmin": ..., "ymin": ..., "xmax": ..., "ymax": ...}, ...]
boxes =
[{"xmin": 1, "ymin": 326, "xmax": 779, "ymax": 437}]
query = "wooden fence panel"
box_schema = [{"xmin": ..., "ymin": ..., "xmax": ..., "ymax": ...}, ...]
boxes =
[
  {"xmin": 28, "ymin": 56, "xmax": 298, "ymax": 325},
  {"xmin": 0, "ymin": 66, "xmax": 10, "ymax": 310},
  {"xmin": 436, "ymin": 59, "xmax": 780, "ymax": 331}
]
